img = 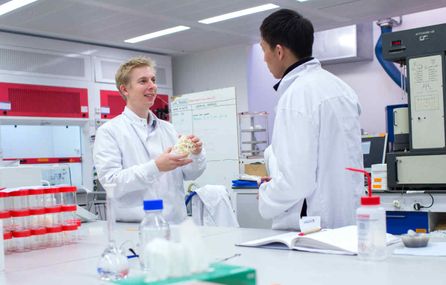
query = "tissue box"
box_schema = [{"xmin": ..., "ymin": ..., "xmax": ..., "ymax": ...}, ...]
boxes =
[{"xmin": 115, "ymin": 263, "xmax": 256, "ymax": 285}]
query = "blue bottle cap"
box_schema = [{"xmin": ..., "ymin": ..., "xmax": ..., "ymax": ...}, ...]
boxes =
[{"xmin": 143, "ymin": 199, "xmax": 163, "ymax": 211}]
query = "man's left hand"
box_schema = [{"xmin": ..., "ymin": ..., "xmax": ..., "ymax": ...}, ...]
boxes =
[{"xmin": 188, "ymin": 135, "xmax": 203, "ymax": 155}]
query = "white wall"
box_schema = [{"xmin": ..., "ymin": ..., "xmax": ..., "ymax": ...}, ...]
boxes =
[
  {"xmin": 172, "ymin": 44, "xmax": 250, "ymax": 112},
  {"xmin": 247, "ymin": 7, "xmax": 446, "ymax": 136}
]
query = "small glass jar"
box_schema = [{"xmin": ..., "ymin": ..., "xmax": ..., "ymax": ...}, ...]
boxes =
[
  {"xmin": 46, "ymin": 226, "xmax": 63, "ymax": 247},
  {"xmin": 0, "ymin": 211, "xmax": 12, "ymax": 232},
  {"xmin": 0, "ymin": 191, "xmax": 10, "ymax": 213},
  {"xmin": 30, "ymin": 228, "xmax": 47, "ymax": 250},
  {"xmin": 61, "ymin": 205, "xmax": 77, "ymax": 226},
  {"xmin": 59, "ymin": 186, "xmax": 77, "ymax": 206},
  {"xmin": 28, "ymin": 188, "xmax": 45, "ymax": 210},
  {"xmin": 10, "ymin": 209, "xmax": 30, "ymax": 231},
  {"xmin": 9, "ymin": 189, "xmax": 29, "ymax": 211},
  {"xmin": 62, "ymin": 224, "xmax": 78, "ymax": 245},
  {"xmin": 3, "ymin": 231, "xmax": 12, "ymax": 254},
  {"xmin": 29, "ymin": 208, "xmax": 46, "ymax": 229},
  {"xmin": 12, "ymin": 229, "xmax": 31, "ymax": 252},
  {"xmin": 44, "ymin": 187, "xmax": 62, "ymax": 208},
  {"xmin": 44, "ymin": 207, "xmax": 62, "ymax": 228}
]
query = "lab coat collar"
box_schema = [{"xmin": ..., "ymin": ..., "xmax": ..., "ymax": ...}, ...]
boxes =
[
  {"xmin": 123, "ymin": 106, "xmax": 157, "ymax": 128},
  {"xmin": 273, "ymin": 57, "xmax": 314, "ymax": 91},
  {"xmin": 276, "ymin": 58, "xmax": 321, "ymax": 94}
]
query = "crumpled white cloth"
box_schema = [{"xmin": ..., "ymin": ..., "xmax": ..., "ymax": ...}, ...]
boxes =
[{"xmin": 191, "ymin": 185, "xmax": 239, "ymax": 227}]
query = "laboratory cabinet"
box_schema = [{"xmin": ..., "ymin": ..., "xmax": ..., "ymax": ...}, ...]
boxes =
[
  {"xmin": 0, "ymin": 82, "xmax": 89, "ymax": 118},
  {"xmin": 232, "ymin": 188, "xmax": 272, "ymax": 229}
]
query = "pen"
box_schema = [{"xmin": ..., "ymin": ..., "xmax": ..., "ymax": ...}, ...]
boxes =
[
  {"xmin": 127, "ymin": 248, "xmax": 139, "ymax": 259},
  {"xmin": 298, "ymin": 227, "xmax": 321, "ymax": 236}
]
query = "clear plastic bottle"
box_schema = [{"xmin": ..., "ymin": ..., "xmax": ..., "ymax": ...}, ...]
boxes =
[
  {"xmin": 138, "ymin": 199, "xmax": 170, "ymax": 271},
  {"xmin": 354, "ymin": 169, "xmax": 387, "ymax": 261}
]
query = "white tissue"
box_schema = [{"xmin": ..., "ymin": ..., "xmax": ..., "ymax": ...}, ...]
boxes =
[{"xmin": 144, "ymin": 220, "xmax": 210, "ymax": 282}]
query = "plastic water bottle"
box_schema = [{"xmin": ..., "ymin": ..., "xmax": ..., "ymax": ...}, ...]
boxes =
[{"xmin": 139, "ymin": 199, "xmax": 170, "ymax": 271}]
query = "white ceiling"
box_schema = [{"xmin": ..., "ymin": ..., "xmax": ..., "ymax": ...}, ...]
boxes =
[{"xmin": 0, "ymin": 0, "xmax": 445, "ymax": 55}]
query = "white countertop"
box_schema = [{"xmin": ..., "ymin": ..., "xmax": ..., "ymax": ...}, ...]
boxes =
[{"xmin": 1, "ymin": 221, "xmax": 445, "ymax": 285}]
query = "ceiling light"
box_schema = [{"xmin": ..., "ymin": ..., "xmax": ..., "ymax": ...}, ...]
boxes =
[
  {"xmin": 125, "ymin": 25, "xmax": 190, "ymax": 43},
  {"xmin": 198, "ymin": 3, "xmax": 279, "ymax": 24},
  {"xmin": 296, "ymin": 0, "xmax": 310, "ymax": 2},
  {"xmin": 0, "ymin": 0, "xmax": 38, "ymax": 17}
]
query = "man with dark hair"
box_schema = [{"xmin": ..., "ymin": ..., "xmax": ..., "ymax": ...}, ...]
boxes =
[{"xmin": 258, "ymin": 9, "xmax": 364, "ymax": 230}]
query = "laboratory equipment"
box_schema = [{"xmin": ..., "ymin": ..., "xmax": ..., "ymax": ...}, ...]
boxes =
[
  {"xmin": 348, "ymin": 168, "xmax": 387, "ymax": 260},
  {"xmin": 385, "ymin": 104, "xmax": 409, "ymax": 152},
  {"xmin": 97, "ymin": 184, "xmax": 129, "ymax": 281},
  {"xmin": 382, "ymin": 23, "xmax": 446, "ymax": 190},
  {"xmin": 139, "ymin": 199, "xmax": 170, "ymax": 271},
  {"xmin": 361, "ymin": 134, "xmax": 387, "ymax": 172}
]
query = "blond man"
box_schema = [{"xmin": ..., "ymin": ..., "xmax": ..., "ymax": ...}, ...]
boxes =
[{"xmin": 94, "ymin": 56, "xmax": 206, "ymax": 223}]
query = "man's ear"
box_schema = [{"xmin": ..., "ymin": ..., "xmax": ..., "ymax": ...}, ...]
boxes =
[
  {"xmin": 275, "ymin": 44, "xmax": 285, "ymax": 60},
  {"xmin": 119, "ymin": 84, "xmax": 128, "ymax": 99}
]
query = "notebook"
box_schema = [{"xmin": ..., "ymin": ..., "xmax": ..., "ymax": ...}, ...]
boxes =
[{"xmin": 237, "ymin": 225, "xmax": 399, "ymax": 255}]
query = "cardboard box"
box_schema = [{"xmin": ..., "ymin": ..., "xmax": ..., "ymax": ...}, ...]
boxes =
[{"xmin": 244, "ymin": 163, "xmax": 267, "ymax": 177}]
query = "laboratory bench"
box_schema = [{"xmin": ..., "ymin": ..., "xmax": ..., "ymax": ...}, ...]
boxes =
[{"xmin": 2, "ymin": 221, "xmax": 446, "ymax": 285}]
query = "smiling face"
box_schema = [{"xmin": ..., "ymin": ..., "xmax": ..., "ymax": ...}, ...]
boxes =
[{"xmin": 119, "ymin": 66, "xmax": 157, "ymax": 118}]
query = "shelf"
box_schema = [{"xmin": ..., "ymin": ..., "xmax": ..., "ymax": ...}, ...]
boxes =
[
  {"xmin": 241, "ymin": 150, "xmax": 263, "ymax": 153},
  {"xmin": 240, "ymin": 128, "xmax": 267, "ymax": 132},
  {"xmin": 242, "ymin": 141, "xmax": 267, "ymax": 144}
]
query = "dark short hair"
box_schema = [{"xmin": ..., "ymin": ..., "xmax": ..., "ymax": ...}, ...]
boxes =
[{"xmin": 260, "ymin": 9, "xmax": 314, "ymax": 59}]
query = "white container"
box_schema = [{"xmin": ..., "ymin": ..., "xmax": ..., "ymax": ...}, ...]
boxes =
[
  {"xmin": 371, "ymin": 164, "xmax": 387, "ymax": 191},
  {"xmin": 356, "ymin": 195, "xmax": 387, "ymax": 261}
]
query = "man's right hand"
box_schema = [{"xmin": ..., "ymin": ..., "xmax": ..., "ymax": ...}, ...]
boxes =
[{"xmin": 155, "ymin": 147, "xmax": 193, "ymax": 172}]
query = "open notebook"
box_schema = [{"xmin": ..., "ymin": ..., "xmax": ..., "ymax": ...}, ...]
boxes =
[{"xmin": 237, "ymin": 225, "xmax": 399, "ymax": 255}]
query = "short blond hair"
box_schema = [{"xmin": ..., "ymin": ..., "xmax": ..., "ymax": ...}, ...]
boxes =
[{"xmin": 115, "ymin": 56, "xmax": 156, "ymax": 100}]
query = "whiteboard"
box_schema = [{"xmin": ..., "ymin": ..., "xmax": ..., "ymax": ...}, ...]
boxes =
[{"xmin": 171, "ymin": 87, "xmax": 239, "ymax": 190}]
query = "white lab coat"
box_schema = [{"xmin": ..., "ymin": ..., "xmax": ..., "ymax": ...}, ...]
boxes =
[
  {"xmin": 259, "ymin": 58, "xmax": 363, "ymax": 230},
  {"xmin": 191, "ymin": 185, "xmax": 239, "ymax": 227},
  {"xmin": 93, "ymin": 107, "xmax": 206, "ymax": 224}
]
